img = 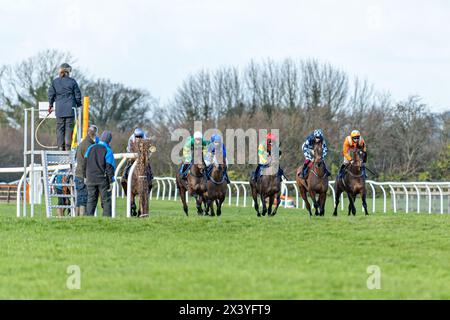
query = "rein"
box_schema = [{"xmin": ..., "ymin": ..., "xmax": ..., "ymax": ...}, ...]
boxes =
[
  {"xmin": 344, "ymin": 164, "xmax": 365, "ymax": 178},
  {"xmin": 189, "ymin": 165, "xmax": 205, "ymax": 179},
  {"xmin": 311, "ymin": 160, "xmax": 327, "ymax": 179},
  {"xmin": 207, "ymin": 165, "xmax": 226, "ymax": 185}
]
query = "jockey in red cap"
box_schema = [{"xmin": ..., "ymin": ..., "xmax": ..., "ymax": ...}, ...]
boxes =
[{"xmin": 251, "ymin": 133, "xmax": 283, "ymax": 181}]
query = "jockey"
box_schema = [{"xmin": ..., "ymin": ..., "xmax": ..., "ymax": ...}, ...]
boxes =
[
  {"xmin": 338, "ymin": 130, "xmax": 367, "ymax": 179},
  {"xmin": 127, "ymin": 127, "xmax": 147, "ymax": 153},
  {"xmin": 299, "ymin": 129, "xmax": 331, "ymax": 178},
  {"xmin": 205, "ymin": 134, "xmax": 230, "ymax": 183},
  {"xmin": 123, "ymin": 128, "xmax": 147, "ymax": 181},
  {"xmin": 179, "ymin": 131, "xmax": 209, "ymax": 179},
  {"xmin": 252, "ymin": 133, "xmax": 283, "ymax": 181}
]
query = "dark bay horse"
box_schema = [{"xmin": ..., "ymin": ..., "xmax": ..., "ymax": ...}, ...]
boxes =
[
  {"xmin": 176, "ymin": 146, "xmax": 207, "ymax": 216},
  {"xmin": 296, "ymin": 142, "xmax": 329, "ymax": 216},
  {"xmin": 204, "ymin": 158, "xmax": 227, "ymax": 217},
  {"xmin": 121, "ymin": 138, "xmax": 155, "ymax": 218},
  {"xmin": 250, "ymin": 160, "xmax": 282, "ymax": 217},
  {"xmin": 333, "ymin": 150, "xmax": 369, "ymax": 216}
]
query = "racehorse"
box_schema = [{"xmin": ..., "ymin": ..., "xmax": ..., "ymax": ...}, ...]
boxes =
[
  {"xmin": 176, "ymin": 146, "xmax": 207, "ymax": 216},
  {"xmin": 296, "ymin": 142, "xmax": 329, "ymax": 216},
  {"xmin": 204, "ymin": 157, "xmax": 228, "ymax": 217},
  {"xmin": 332, "ymin": 150, "xmax": 369, "ymax": 216},
  {"xmin": 121, "ymin": 138, "xmax": 155, "ymax": 218},
  {"xmin": 250, "ymin": 159, "xmax": 282, "ymax": 217}
]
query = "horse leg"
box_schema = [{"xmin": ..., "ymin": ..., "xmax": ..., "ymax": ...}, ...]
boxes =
[
  {"xmin": 204, "ymin": 199, "xmax": 211, "ymax": 216},
  {"xmin": 362, "ymin": 191, "xmax": 369, "ymax": 216},
  {"xmin": 309, "ymin": 190, "xmax": 319, "ymax": 216},
  {"xmin": 352, "ymin": 194, "xmax": 358, "ymax": 216},
  {"xmin": 216, "ymin": 198, "xmax": 224, "ymax": 217},
  {"xmin": 131, "ymin": 193, "xmax": 138, "ymax": 217},
  {"xmin": 267, "ymin": 194, "xmax": 274, "ymax": 217},
  {"xmin": 347, "ymin": 192, "xmax": 355, "ymax": 216},
  {"xmin": 209, "ymin": 200, "xmax": 216, "ymax": 217},
  {"xmin": 179, "ymin": 185, "xmax": 188, "ymax": 216},
  {"xmin": 300, "ymin": 186, "xmax": 313, "ymax": 217},
  {"xmin": 140, "ymin": 187, "xmax": 149, "ymax": 218},
  {"xmin": 260, "ymin": 194, "xmax": 267, "ymax": 217},
  {"xmin": 333, "ymin": 187, "xmax": 343, "ymax": 217},
  {"xmin": 319, "ymin": 192, "xmax": 327, "ymax": 217},
  {"xmin": 272, "ymin": 192, "xmax": 281, "ymax": 216},
  {"xmin": 196, "ymin": 195, "xmax": 204, "ymax": 216},
  {"xmin": 251, "ymin": 184, "xmax": 260, "ymax": 217}
]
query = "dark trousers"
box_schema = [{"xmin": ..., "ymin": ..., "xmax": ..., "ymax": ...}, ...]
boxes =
[
  {"xmin": 74, "ymin": 177, "xmax": 88, "ymax": 207},
  {"xmin": 86, "ymin": 182, "xmax": 112, "ymax": 217},
  {"xmin": 56, "ymin": 116, "xmax": 74, "ymax": 150}
]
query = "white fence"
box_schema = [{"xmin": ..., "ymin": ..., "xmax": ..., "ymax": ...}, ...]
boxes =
[
  {"xmin": 2, "ymin": 158, "xmax": 449, "ymax": 217},
  {"xmin": 112, "ymin": 175, "xmax": 450, "ymax": 215}
]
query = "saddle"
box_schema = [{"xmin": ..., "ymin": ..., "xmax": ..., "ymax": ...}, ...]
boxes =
[{"xmin": 254, "ymin": 165, "xmax": 286, "ymax": 182}]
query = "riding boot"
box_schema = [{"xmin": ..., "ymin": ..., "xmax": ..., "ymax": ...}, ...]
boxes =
[
  {"xmin": 301, "ymin": 162, "xmax": 308, "ymax": 178},
  {"xmin": 362, "ymin": 165, "xmax": 367, "ymax": 179},
  {"xmin": 254, "ymin": 164, "xmax": 262, "ymax": 181},
  {"xmin": 224, "ymin": 166, "xmax": 231, "ymax": 183},
  {"xmin": 123, "ymin": 162, "xmax": 132, "ymax": 181},
  {"xmin": 323, "ymin": 162, "xmax": 332, "ymax": 177},
  {"xmin": 338, "ymin": 164, "xmax": 346, "ymax": 179},
  {"xmin": 180, "ymin": 164, "xmax": 189, "ymax": 180}
]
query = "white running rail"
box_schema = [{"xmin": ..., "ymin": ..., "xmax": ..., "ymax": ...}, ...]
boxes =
[{"xmin": 3, "ymin": 161, "xmax": 449, "ymax": 217}]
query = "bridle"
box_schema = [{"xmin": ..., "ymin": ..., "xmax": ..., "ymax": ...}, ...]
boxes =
[{"xmin": 207, "ymin": 163, "xmax": 226, "ymax": 185}]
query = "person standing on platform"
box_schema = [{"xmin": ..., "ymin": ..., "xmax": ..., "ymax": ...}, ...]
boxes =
[{"xmin": 48, "ymin": 63, "xmax": 83, "ymax": 151}]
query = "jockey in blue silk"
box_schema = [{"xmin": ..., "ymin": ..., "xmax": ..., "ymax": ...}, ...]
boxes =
[
  {"xmin": 205, "ymin": 134, "xmax": 230, "ymax": 183},
  {"xmin": 299, "ymin": 129, "xmax": 331, "ymax": 178}
]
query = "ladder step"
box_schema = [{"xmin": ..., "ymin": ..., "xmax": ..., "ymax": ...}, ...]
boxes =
[
  {"xmin": 50, "ymin": 173, "xmax": 73, "ymax": 176},
  {"xmin": 50, "ymin": 205, "xmax": 76, "ymax": 209},
  {"xmin": 50, "ymin": 194, "xmax": 75, "ymax": 198},
  {"xmin": 50, "ymin": 183, "xmax": 74, "ymax": 187}
]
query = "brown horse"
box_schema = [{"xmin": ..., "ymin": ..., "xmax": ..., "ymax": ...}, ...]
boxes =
[
  {"xmin": 204, "ymin": 159, "xmax": 228, "ymax": 217},
  {"xmin": 176, "ymin": 147, "xmax": 207, "ymax": 216},
  {"xmin": 121, "ymin": 138, "xmax": 154, "ymax": 218},
  {"xmin": 250, "ymin": 160, "xmax": 282, "ymax": 217},
  {"xmin": 333, "ymin": 150, "xmax": 368, "ymax": 216},
  {"xmin": 296, "ymin": 142, "xmax": 329, "ymax": 216}
]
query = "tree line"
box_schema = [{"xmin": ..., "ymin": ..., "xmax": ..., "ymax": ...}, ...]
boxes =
[{"xmin": 0, "ymin": 51, "xmax": 448, "ymax": 182}]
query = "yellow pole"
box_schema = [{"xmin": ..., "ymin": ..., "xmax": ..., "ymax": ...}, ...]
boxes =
[{"xmin": 82, "ymin": 96, "xmax": 89, "ymax": 139}]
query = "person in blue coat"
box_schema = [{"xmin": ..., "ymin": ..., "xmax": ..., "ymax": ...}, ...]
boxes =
[
  {"xmin": 84, "ymin": 131, "xmax": 116, "ymax": 217},
  {"xmin": 48, "ymin": 63, "xmax": 82, "ymax": 151}
]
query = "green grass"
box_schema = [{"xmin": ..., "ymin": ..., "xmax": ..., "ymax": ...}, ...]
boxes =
[{"xmin": 0, "ymin": 199, "xmax": 449, "ymax": 300}]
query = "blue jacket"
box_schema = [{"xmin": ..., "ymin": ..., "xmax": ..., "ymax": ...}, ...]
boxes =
[
  {"xmin": 84, "ymin": 141, "xmax": 116, "ymax": 184},
  {"xmin": 48, "ymin": 76, "xmax": 82, "ymax": 118},
  {"xmin": 205, "ymin": 143, "xmax": 227, "ymax": 164},
  {"xmin": 302, "ymin": 134, "xmax": 328, "ymax": 160}
]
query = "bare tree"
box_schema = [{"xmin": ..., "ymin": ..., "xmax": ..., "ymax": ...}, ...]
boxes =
[
  {"xmin": 0, "ymin": 50, "xmax": 82, "ymax": 127},
  {"xmin": 84, "ymin": 79, "xmax": 155, "ymax": 131}
]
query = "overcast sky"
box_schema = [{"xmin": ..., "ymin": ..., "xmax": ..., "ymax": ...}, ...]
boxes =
[{"xmin": 1, "ymin": 0, "xmax": 449, "ymax": 112}]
